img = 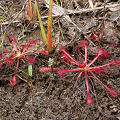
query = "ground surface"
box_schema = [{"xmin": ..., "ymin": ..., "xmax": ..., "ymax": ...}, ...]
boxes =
[{"xmin": 0, "ymin": 0, "xmax": 120, "ymax": 120}]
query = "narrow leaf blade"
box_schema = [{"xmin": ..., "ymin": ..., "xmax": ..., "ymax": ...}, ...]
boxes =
[
  {"xmin": 28, "ymin": 64, "xmax": 32, "ymax": 77},
  {"xmin": 35, "ymin": 0, "xmax": 48, "ymax": 45}
]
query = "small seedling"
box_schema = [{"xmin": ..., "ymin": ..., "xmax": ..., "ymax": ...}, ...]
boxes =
[
  {"xmin": 48, "ymin": 58, "xmax": 54, "ymax": 67},
  {"xmin": 39, "ymin": 40, "xmax": 120, "ymax": 106}
]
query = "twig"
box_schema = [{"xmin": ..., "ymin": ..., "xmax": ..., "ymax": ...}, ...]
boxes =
[
  {"xmin": 1, "ymin": 20, "xmax": 21, "ymax": 26},
  {"xmin": 16, "ymin": 74, "xmax": 33, "ymax": 87},
  {"xmin": 66, "ymin": 3, "xmax": 120, "ymax": 15},
  {"xmin": 5, "ymin": 0, "xmax": 28, "ymax": 29},
  {"xmin": 1, "ymin": 3, "xmax": 119, "ymax": 26},
  {"xmin": 42, "ymin": 3, "xmax": 120, "ymax": 18}
]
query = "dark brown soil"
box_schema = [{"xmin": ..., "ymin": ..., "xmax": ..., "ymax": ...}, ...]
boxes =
[{"xmin": 0, "ymin": 0, "xmax": 120, "ymax": 119}]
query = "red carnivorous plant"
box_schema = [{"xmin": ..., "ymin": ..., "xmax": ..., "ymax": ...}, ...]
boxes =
[
  {"xmin": 0, "ymin": 36, "xmax": 48, "ymax": 86},
  {"xmin": 39, "ymin": 40, "xmax": 120, "ymax": 106},
  {"xmin": 88, "ymin": 29, "xmax": 118, "ymax": 46}
]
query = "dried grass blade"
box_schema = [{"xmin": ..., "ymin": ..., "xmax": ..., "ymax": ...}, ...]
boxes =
[
  {"xmin": 32, "ymin": 2, "xmax": 37, "ymax": 22},
  {"xmin": 26, "ymin": 0, "xmax": 32, "ymax": 20}
]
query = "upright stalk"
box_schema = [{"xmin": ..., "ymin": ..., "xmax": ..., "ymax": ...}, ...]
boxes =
[{"xmin": 47, "ymin": 0, "xmax": 53, "ymax": 51}]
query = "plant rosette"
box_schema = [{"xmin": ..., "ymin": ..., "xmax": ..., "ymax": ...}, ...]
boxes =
[{"xmin": 39, "ymin": 40, "xmax": 120, "ymax": 106}]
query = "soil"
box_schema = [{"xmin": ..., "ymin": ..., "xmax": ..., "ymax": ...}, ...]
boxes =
[{"xmin": 0, "ymin": 0, "xmax": 120, "ymax": 120}]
